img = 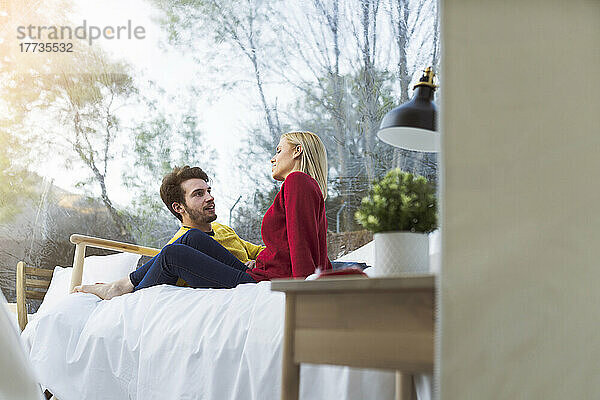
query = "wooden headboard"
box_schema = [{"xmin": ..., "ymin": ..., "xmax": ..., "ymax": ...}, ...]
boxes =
[{"xmin": 68, "ymin": 234, "xmax": 160, "ymax": 293}]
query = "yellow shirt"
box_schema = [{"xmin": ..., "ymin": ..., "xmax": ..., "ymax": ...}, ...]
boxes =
[
  {"xmin": 167, "ymin": 223, "xmax": 265, "ymax": 286},
  {"xmin": 167, "ymin": 223, "xmax": 265, "ymax": 262}
]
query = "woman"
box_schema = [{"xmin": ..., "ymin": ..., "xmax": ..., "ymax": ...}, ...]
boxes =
[{"xmin": 76, "ymin": 131, "xmax": 331, "ymax": 298}]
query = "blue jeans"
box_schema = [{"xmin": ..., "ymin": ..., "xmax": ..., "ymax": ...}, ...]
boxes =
[{"xmin": 129, "ymin": 229, "xmax": 256, "ymax": 291}]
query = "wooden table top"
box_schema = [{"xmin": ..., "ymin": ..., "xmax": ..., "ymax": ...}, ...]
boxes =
[{"xmin": 271, "ymin": 275, "xmax": 435, "ymax": 293}]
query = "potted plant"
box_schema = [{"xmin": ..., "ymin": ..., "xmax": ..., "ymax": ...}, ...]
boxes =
[{"xmin": 355, "ymin": 168, "xmax": 438, "ymax": 276}]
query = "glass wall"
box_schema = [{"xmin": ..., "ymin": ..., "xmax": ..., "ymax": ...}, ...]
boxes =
[{"xmin": 0, "ymin": 0, "xmax": 439, "ymax": 302}]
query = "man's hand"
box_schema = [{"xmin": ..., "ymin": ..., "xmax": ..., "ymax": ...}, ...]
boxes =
[{"xmin": 245, "ymin": 260, "xmax": 256, "ymax": 269}]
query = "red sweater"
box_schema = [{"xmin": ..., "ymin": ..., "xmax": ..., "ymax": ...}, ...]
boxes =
[{"xmin": 248, "ymin": 171, "xmax": 332, "ymax": 281}]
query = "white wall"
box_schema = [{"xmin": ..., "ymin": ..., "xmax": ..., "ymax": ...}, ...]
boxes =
[{"xmin": 440, "ymin": 0, "xmax": 600, "ymax": 398}]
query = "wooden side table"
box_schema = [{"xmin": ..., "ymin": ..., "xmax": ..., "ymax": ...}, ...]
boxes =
[{"xmin": 271, "ymin": 275, "xmax": 435, "ymax": 400}]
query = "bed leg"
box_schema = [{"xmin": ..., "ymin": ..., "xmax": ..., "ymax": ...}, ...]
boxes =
[
  {"xmin": 69, "ymin": 243, "xmax": 86, "ymax": 293},
  {"xmin": 281, "ymin": 294, "xmax": 299, "ymax": 400},
  {"xmin": 395, "ymin": 372, "xmax": 414, "ymax": 400}
]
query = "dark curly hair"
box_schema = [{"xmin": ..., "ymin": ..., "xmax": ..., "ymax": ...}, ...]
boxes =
[{"xmin": 160, "ymin": 166, "xmax": 209, "ymax": 221}]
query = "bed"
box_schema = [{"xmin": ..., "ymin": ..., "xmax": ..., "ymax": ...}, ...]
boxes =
[{"xmin": 20, "ymin": 234, "xmax": 436, "ymax": 399}]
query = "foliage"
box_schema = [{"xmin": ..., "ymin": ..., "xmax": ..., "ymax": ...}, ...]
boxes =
[
  {"xmin": 272, "ymin": 0, "xmax": 439, "ymax": 231},
  {"xmin": 325, "ymin": 187, "xmax": 370, "ymax": 233},
  {"xmin": 149, "ymin": 0, "xmax": 440, "ymax": 235},
  {"xmin": 1, "ymin": 46, "xmax": 138, "ymax": 235},
  {"xmin": 230, "ymin": 184, "xmax": 279, "ymax": 245},
  {"xmin": 0, "ymin": 129, "xmax": 35, "ymax": 222},
  {"xmin": 292, "ymin": 69, "xmax": 397, "ymax": 176},
  {"xmin": 122, "ymin": 104, "xmax": 217, "ymax": 245},
  {"xmin": 0, "ymin": 179, "xmax": 131, "ymax": 305},
  {"xmin": 291, "ymin": 67, "xmax": 439, "ymax": 231},
  {"xmin": 152, "ymin": 0, "xmax": 283, "ymax": 143},
  {"xmin": 0, "ymin": 0, "xmax": 442, "ymax": 269},
  {"xmin": 59, "ymin": 55, "xmax": 137, "ymax": 235},
  {"xmin": 355, "ymin": 168, "xmax": 437, "ymax": 233},
  {"xmin": 25, "ymin": 198, "xmax": 131, "ymax": 270}
]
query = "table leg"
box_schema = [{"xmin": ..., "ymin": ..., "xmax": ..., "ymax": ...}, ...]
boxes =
[
  {"xmin": 281, "ymin": 294, "xmax": 300, "ymax": 400},
  {"xmin": 395, "ymin": 371, "xmax": 414, "ymax": 400}
]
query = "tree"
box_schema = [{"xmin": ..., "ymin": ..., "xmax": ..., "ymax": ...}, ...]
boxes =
[
  {"xmin": 288, "ymin": 68, "xmax": 397, "ymax": 229},
  {"xmin": 230, "ymin": 185, "xmax": 279, "ymax": 245},
  {"xmin": 153, "ymin": 0, "xmax": 283, "ymax": 149},
  {"xmin": 268, "ymin": 0, "xmax": 438, "ymax": 230},
  {"xmin": 386, "ymin": 0, "xmax": 439, "ymax": 178},
  {"xmin": 148, "ymin": 0, "xmax": 440, "ymax": 233},
  {"xmin": 0, "ymin": 0, "xmax": 75, "ymax": 222},
  {"xmin": 123, "ymin": 99, "xmax": 218, "ymax": 246},
  {"xmin": 58, "ymin": 55, "xmax": 137, "ymax": 235},
  {"xmin": 0, "ymin": 127, "xmax": 34, "ymax": 222},
  {"xmin": 2, "ymin": 28, "xmax": 138, "ymax": 235},
  {"xmin": 151, "ymin": 0, "xmax": 291, "ymax": 241}
]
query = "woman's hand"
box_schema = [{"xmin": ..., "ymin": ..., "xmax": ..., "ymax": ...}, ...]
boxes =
[{"xmin": 245, "ymin": 260, "xmax": 256, "ymax": 269}]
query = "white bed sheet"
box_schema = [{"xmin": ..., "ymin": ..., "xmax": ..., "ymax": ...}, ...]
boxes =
[{"xmin": 22, "ymin": 282, "xmax": 397, "ymax": 400}]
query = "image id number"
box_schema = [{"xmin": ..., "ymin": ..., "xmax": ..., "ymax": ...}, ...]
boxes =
[{"xmin": 20, "ymin": 42, "xmax": 74, "ymax": 53}]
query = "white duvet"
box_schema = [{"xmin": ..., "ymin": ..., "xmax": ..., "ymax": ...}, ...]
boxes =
[{"xmin": 22, "ymin": 282, "xmax": 398, "ymax": 400}]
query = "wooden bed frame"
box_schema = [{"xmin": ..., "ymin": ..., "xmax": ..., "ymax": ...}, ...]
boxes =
[
  {"xmin": 14, "ymin": 234, "xmax": 162, "ymax": 331},
  {"xmin": 67, "ymin": 234, "xmax": 160, "ymax": 292}
]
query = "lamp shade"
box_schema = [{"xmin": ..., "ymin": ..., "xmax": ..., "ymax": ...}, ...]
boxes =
[{"xmin": 377, "ymin": 67, "xmax": 439, "ymax": 152}]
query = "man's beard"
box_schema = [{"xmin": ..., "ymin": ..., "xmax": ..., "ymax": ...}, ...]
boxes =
[{"xmin": 184, "ymin": 204, "xmax": 217, "ymax": 225}]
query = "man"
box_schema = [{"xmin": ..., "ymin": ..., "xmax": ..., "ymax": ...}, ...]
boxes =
[
  {"xmin": 75, "ymin": 165, "xmax": 264, "ymax": 299},
  {"xmin": 160, "ymin": 165, "xmax": 264, "ymax": 270}
]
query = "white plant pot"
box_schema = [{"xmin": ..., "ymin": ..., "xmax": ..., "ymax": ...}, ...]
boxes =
[{"xmin": 373, "ymin": 231, "xmax": 429, "ymax": 276}]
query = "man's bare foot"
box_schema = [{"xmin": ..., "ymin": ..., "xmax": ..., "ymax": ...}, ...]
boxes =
[{"xmin": 73, "ymin": 276, "xmax": 134, "ymax": 300}]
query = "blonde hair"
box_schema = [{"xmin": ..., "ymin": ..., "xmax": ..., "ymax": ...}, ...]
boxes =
[{"xmin": 282, "ymin": 131, "xmax": 328, "ymax": 200}]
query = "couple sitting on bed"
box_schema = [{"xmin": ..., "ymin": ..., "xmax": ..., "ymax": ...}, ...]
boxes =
[{"xmin": 75, "ymin": 131, "xmax": 332, "ymax": 300}]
